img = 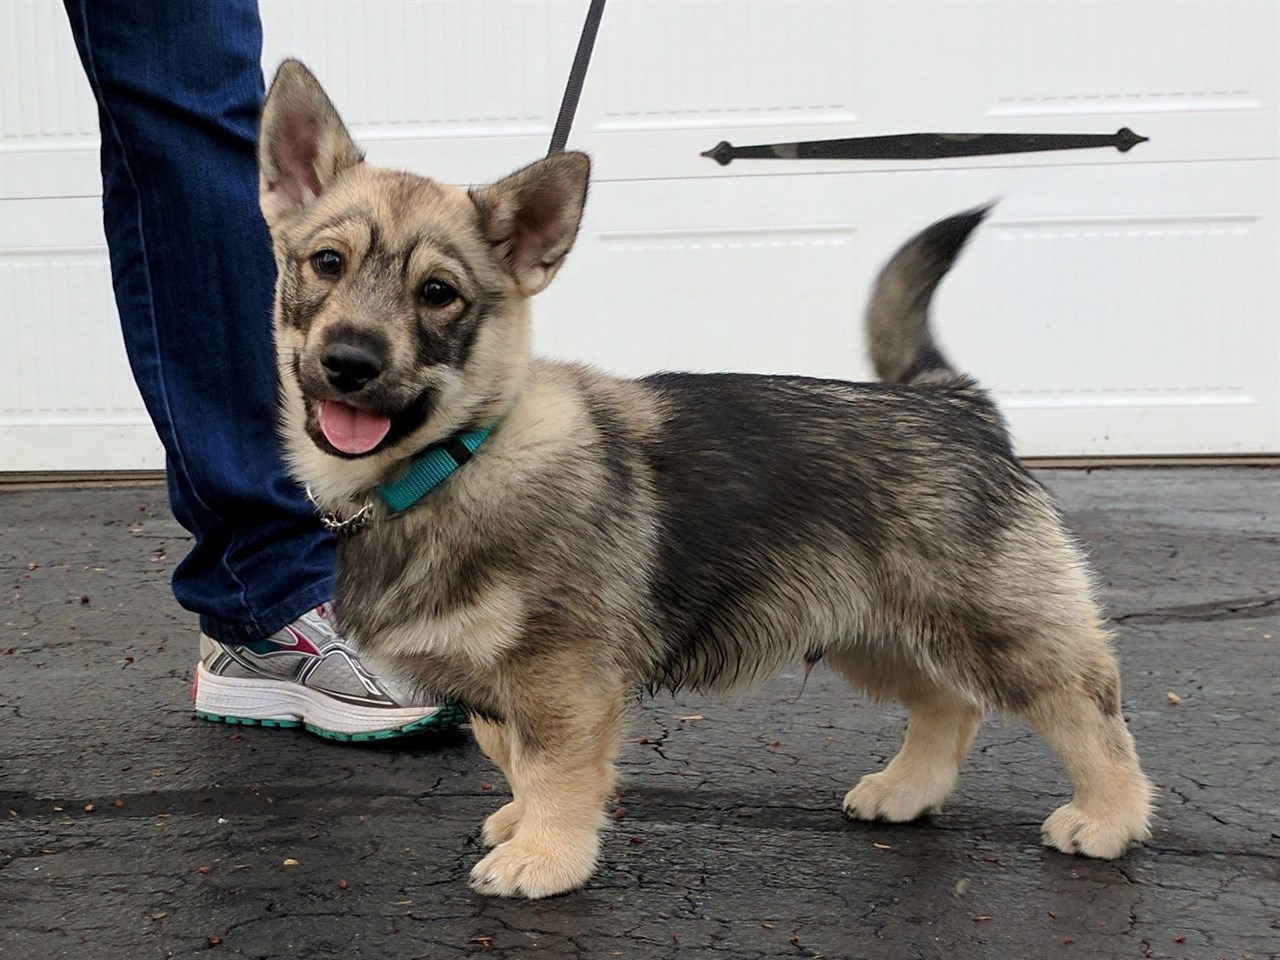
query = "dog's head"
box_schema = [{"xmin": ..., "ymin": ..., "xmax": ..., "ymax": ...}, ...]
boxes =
[{"xmin": 257, "ymin": 60, "xmax": 589, "ymax": 499}]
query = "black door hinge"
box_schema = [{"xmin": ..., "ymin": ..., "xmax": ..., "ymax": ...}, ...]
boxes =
[{"xmin": 701, "ymin": 128, "xmax": 1148, "ymax": 166}]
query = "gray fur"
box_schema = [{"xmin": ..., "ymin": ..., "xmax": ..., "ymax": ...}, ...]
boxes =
[
  {"xmin": 257, "ymin": 61, "xmax": 1153, "ymax": 899},
  {"xmin": 867, "ymin": 204, "xmax": 993, "ymax": 385}
]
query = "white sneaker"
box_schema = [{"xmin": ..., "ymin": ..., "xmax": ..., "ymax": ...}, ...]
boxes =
[{"xmin": 192, "ymin": 603, "xmax": 465, "ymax": 741}]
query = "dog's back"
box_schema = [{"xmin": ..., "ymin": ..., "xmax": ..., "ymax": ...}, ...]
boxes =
[
  {"xmin": 635, "ymin": 368, "xmax": 1026, "ymax": 693},
  {"xmin": 627, "ymin": 209, "xmax": 1034, "ymax": 697}
]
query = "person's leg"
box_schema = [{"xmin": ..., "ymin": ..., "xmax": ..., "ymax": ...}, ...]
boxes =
[
  {"xmin": 63, "ymin": 0, "xmax": 331, "ymax": 642},
  {"xmin": 62, "ymin": 0, "xmax": 461, "ymax": 737}
]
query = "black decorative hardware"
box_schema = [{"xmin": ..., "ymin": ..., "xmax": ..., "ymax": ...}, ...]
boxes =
[{"xmin": 701, "ymin": 128, "xmax": 1148, "ymax": 166}]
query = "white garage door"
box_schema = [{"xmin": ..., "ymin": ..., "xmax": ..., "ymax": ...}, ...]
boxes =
[{"xmin": 2, "ymin": 0, "xmax": 1277, "ymax": 471}]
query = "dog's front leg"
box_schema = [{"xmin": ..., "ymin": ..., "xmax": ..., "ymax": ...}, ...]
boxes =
[
  {"xmin": 471, "ymin": 716, "xmax": 523, "ymax": 847},
  {"xmin": 469, "ymin": 678, "xmax": 623, "ymax": 899}
]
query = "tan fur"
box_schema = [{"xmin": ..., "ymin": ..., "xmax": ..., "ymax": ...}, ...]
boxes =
[
  {"xmin": 256, "ymin": 60, "xmax": 1153, "ymax": 899},
  {"xmin": 469, "ymin": 672, "xmax": 624, "ymax": 898},
  {"xmin": 270, "ymin": 167, "xmax": 534, "ymax": 513},
  {"xmin": 842, "ymin": 692, "xmax": 984, "ymax": 822},
  {"xmin": 373, "ymin": 583, "xmax": 525, "ymax": 671}
]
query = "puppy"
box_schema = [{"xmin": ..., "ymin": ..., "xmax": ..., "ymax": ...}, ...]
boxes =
[{"xmin": 257, "ymin": 60, "xmax": 1153, "ymax": 899}]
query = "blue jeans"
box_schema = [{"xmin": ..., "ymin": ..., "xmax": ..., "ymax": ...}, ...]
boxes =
[{"xmin": 64, "ymin": 0, "xmax": 334, "ymax": 644}]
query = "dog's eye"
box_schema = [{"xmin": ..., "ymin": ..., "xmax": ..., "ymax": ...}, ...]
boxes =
[
  {"xmin": 421, "ymin": 279, "xmax": 458, "ymax": 308},
  {"xmin": 311, "ymin": 249, "xmax": 344, "ymax": 278}
]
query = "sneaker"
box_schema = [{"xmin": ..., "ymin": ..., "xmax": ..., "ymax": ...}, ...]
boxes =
[{"xmin": 192, "ymin": 603, "xmax": 467, "ymax": 742}]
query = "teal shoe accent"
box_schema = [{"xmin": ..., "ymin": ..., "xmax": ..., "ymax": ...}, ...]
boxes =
[
  {"xmin": 304, "ymin": 703, "xmax": 469, "ymax": 741},
  {"xmin": 194, "ymin": 703, "xmax": 467, "ymax": 741},
  {"xmin": 194, "ymin": 710, "xmax": 301, "ymax": 729}
]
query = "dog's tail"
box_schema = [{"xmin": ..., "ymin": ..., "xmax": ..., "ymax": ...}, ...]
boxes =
[{"xmin": 866, "ymin": 205, "xmax": 992, "ymax": 386}]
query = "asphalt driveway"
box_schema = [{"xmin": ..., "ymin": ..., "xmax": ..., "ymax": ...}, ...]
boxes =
[{"xmin": 1, "ymin": 468, "xmax": 1276, "ymax": 959}]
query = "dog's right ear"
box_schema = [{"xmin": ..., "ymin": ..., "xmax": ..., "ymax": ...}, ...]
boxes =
[
  {"xmin": 470, "ymin": 152, "xmax": 590, "ymax": 297},
  {"xmin": 258, "ymin": 60, "xmax": 363, "ymax": 228}
]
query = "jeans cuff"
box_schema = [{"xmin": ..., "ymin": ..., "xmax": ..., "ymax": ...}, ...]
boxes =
[{"xmin": 197, "ymin": 576, "xmax": 335, "ymax": 645}]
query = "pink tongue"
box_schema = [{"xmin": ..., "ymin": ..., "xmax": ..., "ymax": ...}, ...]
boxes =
[{"xmin": 318, "ymin": 401, "xmax": 392, "ymax": 455}]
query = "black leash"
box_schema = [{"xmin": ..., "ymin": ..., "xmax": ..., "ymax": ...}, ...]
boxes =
[{"xmin": 548, "ymin": 0, "xmax": 607, "ymax": 155}]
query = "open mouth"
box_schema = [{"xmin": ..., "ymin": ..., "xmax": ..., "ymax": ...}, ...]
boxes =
[
  {"xmin": 304, "ymin": 388, "xmax": 435, "ymax": 459},
  {"xmin": 316, "ymin": 400, "xmax": 392, "ymax": 455}
]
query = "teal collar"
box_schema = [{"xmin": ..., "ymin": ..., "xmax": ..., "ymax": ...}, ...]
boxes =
[{"xmin": 377, "ymin": 422, "xmax": 496, "ymax": 514}]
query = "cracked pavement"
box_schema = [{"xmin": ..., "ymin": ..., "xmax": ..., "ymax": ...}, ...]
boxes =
[{"xmin": 1, "ymin": 468, "xmax": 1276, "ymax": 959}]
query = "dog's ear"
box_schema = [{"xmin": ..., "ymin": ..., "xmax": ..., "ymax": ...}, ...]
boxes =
[
  {"xmin": 470, "ymin": 152, "xmax": 590, "ymax": 296},
  {"xmin": 258, "ymin": 59, "xmax": 363, "ymax": 227}
]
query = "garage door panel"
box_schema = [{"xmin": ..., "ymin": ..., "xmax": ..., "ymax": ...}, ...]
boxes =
[
  {"xmin": 0, "ymin": 2, "xmax": 98, "ymax": 147},
  {"xmin": 538, "ymin": 158, "xmax": 1277, "ymax": 456},
  {"xmin": 8, "ymin": 0, "xmax": 1274, "ymax": 194},
  {"xmin": 590, "ymin": 0, "xmax": 860, "ymax": 133},
  {"xmin": 2, "ymin": 0, "xmax": 1275, "ymax": 470},
  {"xmin": 576, "ymin": 0, "xmax": 1277, "ymax": 181},
  {"xmin": 0, "ymin": 243, "xmax": 156, "ymax": 472},
  {"xmin": 547, "ymin": 225, "xmax": 863, "ymax": 380},
  {"xmin": 978, "ymin": 0, "xmax": 1270, "ymax": 119},
  {"xmin": 948, "ymin": 214, "xmax": 1262, "ymax": 398},
  {"xmin": 0, "ymin": 248, "xmax": 124, "ymax": 409},
  {"xmin": 579, "ymin": 112, "xmax": 1278, "ymax": 187},
  {"xmin": 258, "ymin": 0, "xmax": 571, "ymax": 139}
]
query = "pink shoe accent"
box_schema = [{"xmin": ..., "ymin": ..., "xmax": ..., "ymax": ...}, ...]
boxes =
[{"xmin": 281, "ymin": 624, "xmax": 323, "ymax": 658}]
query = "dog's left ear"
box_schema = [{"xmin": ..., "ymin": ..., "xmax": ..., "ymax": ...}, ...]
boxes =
[
  {"xmin": 470, "ymin": 152, "xmax": 590, "ymax": 296},
  {"xmin": 258, "ymin": 59, "xmax": 364, "ymax": 228}
]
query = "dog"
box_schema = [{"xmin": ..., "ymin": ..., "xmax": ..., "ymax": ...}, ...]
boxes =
[{"xmin": 256, "ymin": 60, "xmax": 1153, "ymax": 899}]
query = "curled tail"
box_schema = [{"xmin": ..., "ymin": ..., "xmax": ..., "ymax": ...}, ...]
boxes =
[{"xmin": 866, "ymin": 205, "xmax": 992, "ymax": 386}]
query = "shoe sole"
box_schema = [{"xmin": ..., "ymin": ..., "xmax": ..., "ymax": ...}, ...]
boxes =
[{"xmin": 192, "ymin": 663, "xmax": 467, "ymax": 741}]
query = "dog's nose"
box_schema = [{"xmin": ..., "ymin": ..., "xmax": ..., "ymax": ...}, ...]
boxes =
[{"xmin": 321, "ymin": 343, "xmax": 383, "ymax": 392}]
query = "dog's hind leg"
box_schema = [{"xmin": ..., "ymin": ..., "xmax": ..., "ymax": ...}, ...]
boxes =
[
  {"xmin": 831, "ymin": 652, "xmax": 983, "ymax": 822},
  {"xmin": 472, "ymin": 717, "xmax": 524, "ymax": 848},
  {"xmin": 469, "ymin": 674, "xmax": 624, "ymax": 899},
  {"xmin": 1020, "ymin": 645, "xmax": 1153, "ymax": 859},
  {"xmin": 843, "ymin": 687, "xmax": 983, "ymax": 822}
]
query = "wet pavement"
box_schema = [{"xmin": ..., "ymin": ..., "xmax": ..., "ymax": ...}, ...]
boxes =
[{"xmin": 1, "ymin": 468, "xmax": 1276, "ymax": 960}]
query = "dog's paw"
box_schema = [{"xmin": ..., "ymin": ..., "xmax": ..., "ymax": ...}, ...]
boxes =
[
  {"xmin": 1041, "ymin": 801, "xmax": 1150, "ymax": 859},
  {"xmin": 468, "ymin": 833, "xmax": 599, "ymax": 899},
  {"xmin": 842, "ymin": 770, "xmax": 947, "ymax": 822},
  {"xmin": 481, "ymin": 801, "xmax": 524, "ymax": 848}
]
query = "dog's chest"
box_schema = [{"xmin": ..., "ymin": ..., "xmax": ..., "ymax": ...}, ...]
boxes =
[{"xmin": 334, "ymin": 519, "xmax": 524, "ymax": 671}]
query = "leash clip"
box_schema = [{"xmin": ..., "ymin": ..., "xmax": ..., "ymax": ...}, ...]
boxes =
[{"xmin": 306, "ymin": 486, "xmax": 374, "ymax": 537}]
